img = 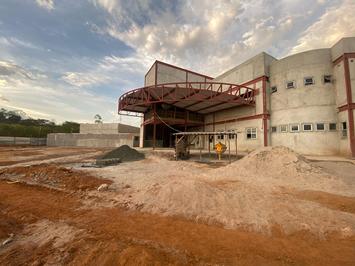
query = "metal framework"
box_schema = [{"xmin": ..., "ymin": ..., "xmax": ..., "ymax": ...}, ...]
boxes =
[
  {"xmin": 118, "ymin": 81, "xmax": 256, "ymax": 114},
  {"xmin": 173, "ymin": 131, "xmax": 238, "ymax": 162}
]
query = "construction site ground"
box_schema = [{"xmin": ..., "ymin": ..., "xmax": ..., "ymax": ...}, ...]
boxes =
[{"xmin": 0, "ymin": 146, "xmax": 355, "ymax": 265}]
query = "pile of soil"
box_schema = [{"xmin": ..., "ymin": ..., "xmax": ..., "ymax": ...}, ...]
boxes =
[
  {"xmin": 100, "ymin": 145, "xmax": 144, "ymax": 162},
  {"xmin": 0, "ymin": 164, "xmax": 112, "ymax": 191},
  {"xmin": 115, "ymin": 146, "xmax": 355, "ymax": 236}
]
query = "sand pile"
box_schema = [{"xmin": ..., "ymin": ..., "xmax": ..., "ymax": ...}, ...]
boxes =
[
  {"xmin": 209, "ymin": 146, "xmax": 353, "ymax": 196},
  {"xmin": 101, "ymin": 145, "xmax": 144, "ymax": 162},
  {"xmin": 86, "ymin": 147, "xmax": 355, "ymax": 236}
]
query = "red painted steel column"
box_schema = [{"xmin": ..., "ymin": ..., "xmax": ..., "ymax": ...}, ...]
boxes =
[
  {"xmin": 262, "ymin": 77, "xmax": 268, "ymax": 147},
  {"xmin": 343, "ymin": 54, "xmax": 355, "ymax": 157},
  {"xmin": 153, "ymin": 104, "xmax": 156, "ymax": 150}
]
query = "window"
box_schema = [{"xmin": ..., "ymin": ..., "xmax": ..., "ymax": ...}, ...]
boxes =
[
  {"xmin": 271, "ymin": 126, "xmax": 277, "ymax": 133},
  {"xmin": 323, "ymin": 75, "xmax": 332, "ymax": 84},
  {"xmin": 316, "ymin": 123, "xmax": 325, "ymax": 131},
  {"xmin": 227, "ymin": 130, "xmax": 235, "ymax": 139},
  {"xmin": 246, "ymin": 128, "xmax": 257, "ymax": 139},
  {"xmin": 302, "ymin": 123, "xmax": 313, "ymax": 131},
  {"xmin": 217, "ymin": 132, "xmax": 224, "ymax": 140},
  {"xmin": 280, "ymin": 125, "xmax": 288, "ymax": 133},
  {"xmin": 329, "ymin": 123, "xmax": 337, "ymax": 131},
  {"xmin": 286, "ymin": 81, "xmax": 296, "ymax": 89},
  {"xmin": 342, "ymin": 122, "xmax": 347, "ymax": 137},
  {"xmin": 304, "ymin": 77, "xmax": 314, "ymax": 86},
  {"xmin": 271, "ymin": 86, "xmax": 277, "ymax": 93},
  {"xmin": 290, "ymin": 124, "xmax": 300, "ymax": 132}
]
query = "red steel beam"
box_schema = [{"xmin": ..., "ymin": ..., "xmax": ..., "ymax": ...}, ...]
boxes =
[{"xmin": 343, "ymin": 54, "xmax": 355, "ymax": 157}]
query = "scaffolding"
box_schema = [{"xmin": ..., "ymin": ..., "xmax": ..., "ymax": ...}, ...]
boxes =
[{"xmin": 173, "ymin": 131, "xmax": 238, "ymax": 162}]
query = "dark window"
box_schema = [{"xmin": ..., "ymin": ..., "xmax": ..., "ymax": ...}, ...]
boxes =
[
  {"xmin": 271, "ymin": 86, "xmax": 277, "ymax": 93},
  {"xmin": 271, "ymin": 126, "xmax": 277, "ymax": 133},
  {"xmin": 228, "ymin": 130, "xmax": 235, "ymax": 139},
  {"xmin": 286, "ymin": 81, "xmax": 295, "ymax": 89},
  {"xmin": 342, "ymin": 122, "xmax": 347, "ymax": 137},
  {"xmin": 246, "ymin": 128, "xmax": 257, "ymax": 139},
  {"xmin": 303, "ymin": 124, "xmax": 312, "ymax": 131},
  {"xmin": 304, "ymin": 77, "xmax": 314, "ymax": 86},
  {"xmin": 290, "ymin": 124, "xmax": 299, "ymax": 132},
  {"xmin": 323, "ymin": 75, "xmax": 332, "ymax": 84},
  {"xmin": 316, "ymin": 123, "xmax": 325, "ymax": 131},
  {"xmin": 329, "ymin": 123, "xmax": 337, "ymax": 131}
]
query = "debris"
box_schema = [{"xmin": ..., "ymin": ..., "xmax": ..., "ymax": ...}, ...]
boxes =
[
  {"xmin": 100, "ymin": 145, "xmax": 144, "ymax": 162},
  {"xmin": 97, "ymin": 183, "xmax": 109, "ymax": 192},
  {"xmin": 6, "ymin": 180, "xmax": 19, "ymax": 184},
  {"xmin": 2, "ymin": 233, "xmax": 14, "ymax": 246},
  {"xmin": 95, "ymin": 158, "xmax": 121, "ymax": 167}
]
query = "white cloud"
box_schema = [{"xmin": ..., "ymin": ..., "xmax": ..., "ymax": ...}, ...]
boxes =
[
  {"xmin": 0, "ymin": 59, "xmax": 140, "ymax": 125},
  {"xmin": 0, "ymin": 93, "xmax": 9, "ymax": 102},
  {"xmin": 35, "ymin": 0, "xmax": 54, "ymax": 11},
  {"xmin": 290, "ymin": 0, "xmax": 355, "ymax": 54},
  {"xmin": 93, "ymin": 0, "xmax": 341, "ymax": 76},
  {"xmin": 62, "ymin": 54, "xmax": 151, "ymax": 88}
]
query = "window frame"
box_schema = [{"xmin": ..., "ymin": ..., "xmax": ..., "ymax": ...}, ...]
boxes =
[
  {"xmin": 286, "ymin": 80, "xmax": 296, "ymax": 89},
  {"xmin": 302, "ymin": 123, "xmax": 313, "ymax": 132},
  {"xmin": 342, "ymin": 122, "xmax": 348, "ymax": 137},
  {"xmin": 323, "ymin": 75, "xmax": 332, "ymax": 84},
  {"xmin": 315, "ymin": 123, "xmax": 325, "ymax": 131},
  {"xmin": 271, "ymin": 86, "xmax": 277, "ymax": 93},
  {"xmin": 227, "ymin": 129, "xmax": 235, "ymax": 139},
  {"xmin": 290, "ymin": 124, "xmax": 300, "ymax": 133},
  {"xmin": 329, "ymin": 123, "xmax": 337, "ymax": 131},
  {"xmin": 246, "ymin": 128, "xmax": 257, "ymax": 140},
  {"xmin": 304, "ymin": 76, "xmax": 315, "ymax": 86},
  {"xmin": 271, "ymin": 126, "xmax": 277, "ymax": 133},
  {"xmin": 280, "ymin": 125, "xmax": 288, "ymax": 133}
]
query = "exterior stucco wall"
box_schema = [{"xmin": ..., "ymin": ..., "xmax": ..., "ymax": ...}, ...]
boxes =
[
  {"xmin": 269, "ymin": 49, "xmax": 339, "ymax": 155},
  {"xmin": 214, "ymin": 53, "xmax": 274, "ymax": 85},
  {"xmin": 145, "ymin": 64, "xmax": 156, "ymax": 86}
]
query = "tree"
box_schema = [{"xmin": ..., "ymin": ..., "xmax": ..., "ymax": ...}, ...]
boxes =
[{"xmin": 94, "ymin": 114, "xmax": 103, "ymax": 124}]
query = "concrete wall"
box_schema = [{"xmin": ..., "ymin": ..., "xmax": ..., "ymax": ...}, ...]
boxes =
[
  {"xmin": 0, "ymin": 136, "xmax": 46, "ymax": 146},
  {"xmin": 269, "ymin": 49, "xmax": 339, "ymax": 155},
  {"xmin": 80, "ymin": 123, "xmax": 140, "ymax": 134},
  {"xmin": 145, "ymin": 64, "xmax": 156, "ymax": 86},
  {"xmin": 47, "ymin": 133, "xmax": 139, "ymax": 148}
]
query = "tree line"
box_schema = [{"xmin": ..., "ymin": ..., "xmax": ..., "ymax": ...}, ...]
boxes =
[{"xmin": 0, "ymin": 108, "xmax": 80, "ymax": 138}]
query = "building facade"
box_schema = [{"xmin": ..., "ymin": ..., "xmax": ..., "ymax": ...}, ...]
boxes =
[{"xmin": 119, "ymin": 37, "xmax": 355, "ymax": 156}]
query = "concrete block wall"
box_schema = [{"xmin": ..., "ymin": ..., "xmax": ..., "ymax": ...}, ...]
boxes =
[
  {"xmin": 47, "ymin": 133, "xmax": 139, "ymax": 148},
  {"xmin": 80, "ymin": 123, "xmax": 140, "ymax": 134}
]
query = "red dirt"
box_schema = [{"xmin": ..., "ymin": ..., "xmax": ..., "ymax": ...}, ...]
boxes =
[
  {"xmin": 1, "ymin": 181, "xmax": 355, "ymax": 265},
  {"xmin": 0, "ymin": 164, "xmax": 112, "ymax": 191}
]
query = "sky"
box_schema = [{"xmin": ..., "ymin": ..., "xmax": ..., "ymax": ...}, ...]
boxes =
[{"xmin": 0, "ymin": 0, "xmax": 354, "ymax": 126}]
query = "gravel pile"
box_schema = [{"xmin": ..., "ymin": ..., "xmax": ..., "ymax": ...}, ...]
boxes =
[{"xmin": 101, "ymin": 145, "xmax": 144, "ymax": 162}]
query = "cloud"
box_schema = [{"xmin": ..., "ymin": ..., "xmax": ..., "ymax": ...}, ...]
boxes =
[
  {"xmin": 0, "ymin": 59, "xmax": 140, "ymax": 125},
  {"xmin": 35, "ymin": 0, "xmax": 54, "ymax": 11},
  {"xmin": 92, "ymin": 0, "xmax": 341, "ymax": 76},
  {"xmin": 0, "ymin": 94, "xmax": 9, "ymax": 102},
  {"xmin": 290, "ymin": 0, "xmax": 355, "ymax": 54},
  {"xmin": 62, "ymin": 54, "xmax": 151, "ymax": 88}
]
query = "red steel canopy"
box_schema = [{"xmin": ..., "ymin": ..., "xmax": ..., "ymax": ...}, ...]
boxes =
[{"xmin": 118, "ymin": 81, "xmax": 255, "ymax": 114}]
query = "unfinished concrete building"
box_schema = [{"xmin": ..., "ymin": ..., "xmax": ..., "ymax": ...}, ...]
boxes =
[{"xmin": 118, "ymin": 37, "xmax": 355, "ymax": 156}]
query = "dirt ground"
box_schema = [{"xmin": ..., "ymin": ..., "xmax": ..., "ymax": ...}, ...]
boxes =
[{"xmin": 0, "ymin": 146, "xmax": 355, "ymax": 265}]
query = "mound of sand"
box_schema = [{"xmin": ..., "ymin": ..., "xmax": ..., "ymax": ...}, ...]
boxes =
[
  {"xmin": 101, "ymin": 145, "xmax": 144, "ymax": 162},
  {"xmin": 103, "ymin": 146, "xmax": 355, "ymax": 236}
]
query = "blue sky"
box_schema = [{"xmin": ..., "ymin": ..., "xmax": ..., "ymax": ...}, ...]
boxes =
[{"xmin": 0, "ymin": 0, "xmax": 354, "ymax": 126}]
